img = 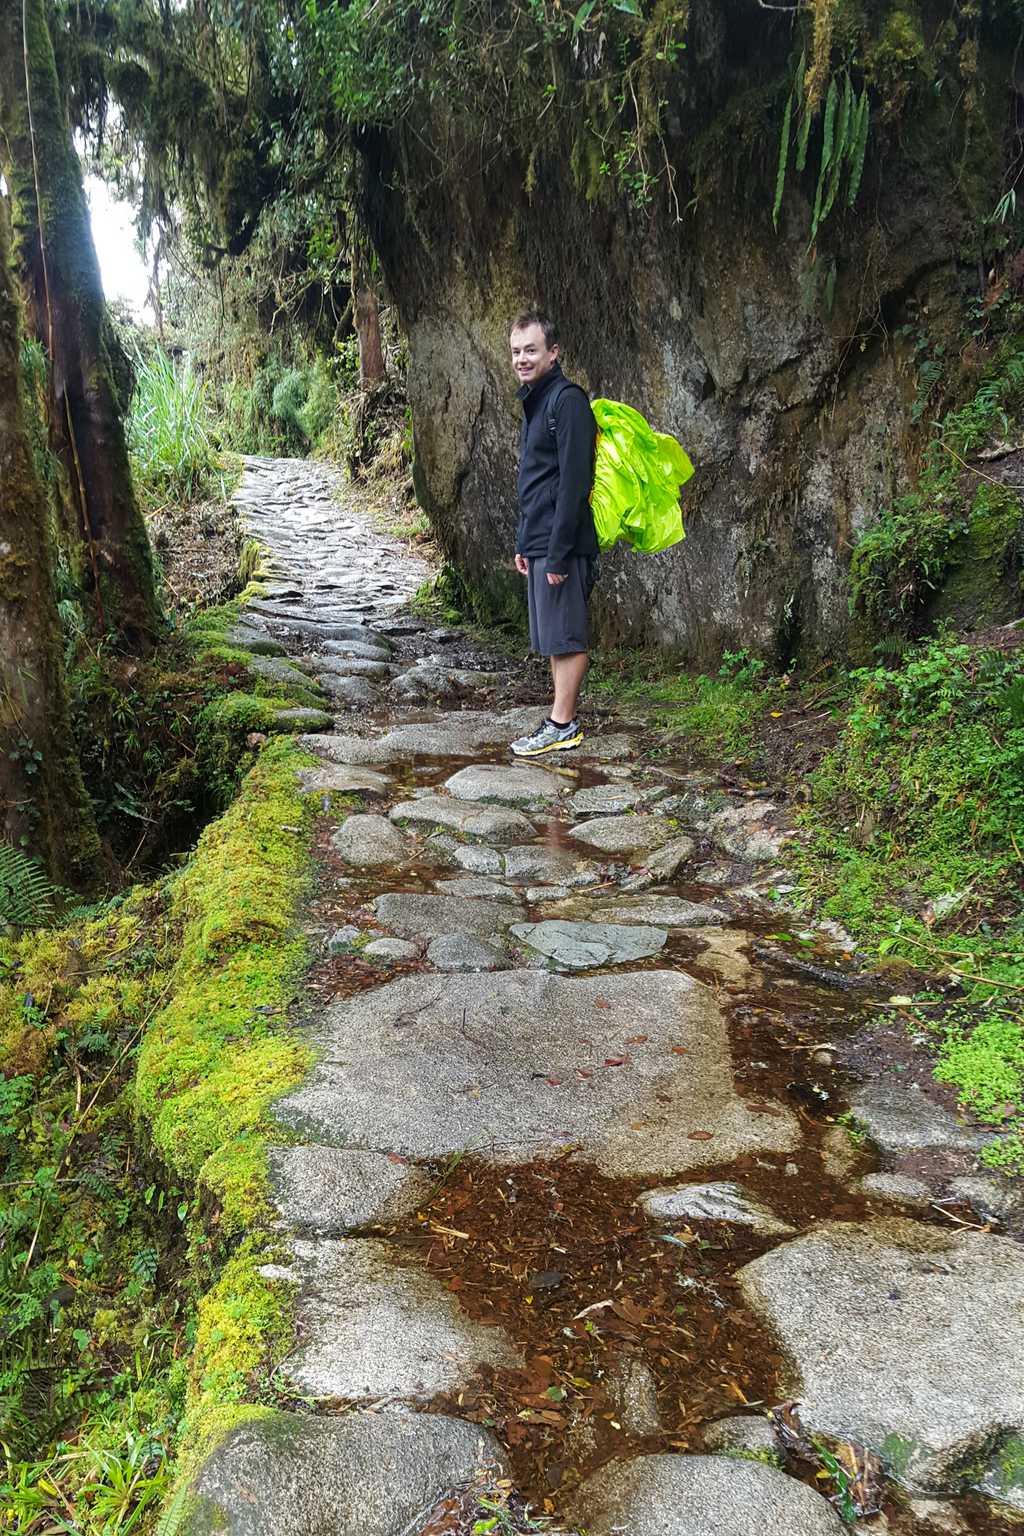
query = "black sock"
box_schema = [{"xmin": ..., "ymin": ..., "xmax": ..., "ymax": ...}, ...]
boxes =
[{"xmin": 548, "ymin": 716, "xmax": 573, "ymax": 729}]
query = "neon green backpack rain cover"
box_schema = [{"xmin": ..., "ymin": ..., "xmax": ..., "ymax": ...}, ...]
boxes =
[{"xmin": 589, "ymin": 398, "xmax": 694, "ymax": 554}]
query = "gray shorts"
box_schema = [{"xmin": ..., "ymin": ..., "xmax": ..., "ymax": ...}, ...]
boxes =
[{"xmin": 527, "ymin": 556, "xmax": 597, "ymax": 657}]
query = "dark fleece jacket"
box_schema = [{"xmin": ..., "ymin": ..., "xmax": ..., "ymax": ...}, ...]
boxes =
[{"xmin": 515, "ymin": 363, "xmax": 598, "ymax": 576}]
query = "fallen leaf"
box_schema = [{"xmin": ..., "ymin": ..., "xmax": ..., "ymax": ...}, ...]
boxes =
[
  {"xmin": 545, "ymin": 1076, "xmax": 562, "ymax": 1087},
  {"xmin": 671, "ymin": 1045, "xmax": 690, "ymax": 1055},
  {"xmin": 604, "ymin": 1056, "xmax": 629, "ymax": 1067},
  {"xmin": 386, "ymin": 1152, "xmax": 407, "ymax": 1165},
  {"xmin": 594, "ymin": 1000, "xmax": 612, "ymax": 1010},
  {"xmin": 687, "ymin": 1129, "xmax": 714, "ymax": 1140},
  {"xmin": 625, "ymin": 1034, "xmax": 649, "ymax": 1044}
]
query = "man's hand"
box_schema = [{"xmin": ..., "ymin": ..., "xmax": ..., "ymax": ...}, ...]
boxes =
[
  {"xmin": 546, "ymin": 570, "xmax": 567, "ymax": 586},
  {"xmin": 514, "ymin": 553, "xmax": 529, "ymax": 576}
]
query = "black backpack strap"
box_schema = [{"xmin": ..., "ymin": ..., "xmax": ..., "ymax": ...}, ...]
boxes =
[{"xmin": 546, "ymin": 378, "xmax": 588, "ymax": 438}]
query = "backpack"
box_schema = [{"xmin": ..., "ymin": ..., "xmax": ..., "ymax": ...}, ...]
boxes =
[{"xmin": 548, "ymin": 381, "xmax": 694, "ymax": 554}]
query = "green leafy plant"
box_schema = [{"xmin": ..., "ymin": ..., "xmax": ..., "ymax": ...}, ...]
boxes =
[
  {"xmin": 0, "ymin": 844, "xmax": 62, "ymax": 930},
  {"xmin": 127, "ymin": 347, "xmax": 216, "ymax": 504},
  {"xmin": 774, "ymin": 51, "xmax": 870, "ymax": 238}
]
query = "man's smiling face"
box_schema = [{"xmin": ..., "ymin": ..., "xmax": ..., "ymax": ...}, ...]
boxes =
[{"xmin": 510, "ymin": 321, "xmax": 558, "ymax": 388}]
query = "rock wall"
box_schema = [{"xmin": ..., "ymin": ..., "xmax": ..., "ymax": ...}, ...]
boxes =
[{"xmin": 360, "ymin": 0, "xmax": 1010, "ymax": 663}]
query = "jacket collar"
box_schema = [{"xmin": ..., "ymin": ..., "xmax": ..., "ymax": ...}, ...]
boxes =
[{"xmin": 518, "ymin": 361, "xmax": 564, "ymax": 411}]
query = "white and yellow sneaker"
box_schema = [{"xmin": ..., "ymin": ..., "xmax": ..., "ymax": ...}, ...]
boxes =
[{"xmin": 510, "ymin": 718, "xmax": 584, "ymax": 757}]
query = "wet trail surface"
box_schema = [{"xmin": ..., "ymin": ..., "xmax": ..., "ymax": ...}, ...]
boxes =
[{"xmin": 193, "ymin": 458, "xmax": 1024, "ymax": 1536}]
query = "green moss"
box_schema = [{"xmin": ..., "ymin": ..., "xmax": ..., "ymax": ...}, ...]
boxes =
[{"xmin": 135, "ymin": 739, "xmax": 315, "ymax": 1230}]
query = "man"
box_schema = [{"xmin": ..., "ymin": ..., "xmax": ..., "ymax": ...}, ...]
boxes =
[{"xmin": 508, "ymin": 310, "xmax": 598, "ymax": 758}]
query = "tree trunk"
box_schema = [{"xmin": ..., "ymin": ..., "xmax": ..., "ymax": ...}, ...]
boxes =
[
  {"xmin": 0, "ymin": 0, "xmax": 163, "ymax": 653},
  {"xmin": 353, "ymin": 250, "xmax": 386, "ymax": 389},
  {"xmin": 0, "ymin": 198, "xmax": 100, "ymax": 886}
]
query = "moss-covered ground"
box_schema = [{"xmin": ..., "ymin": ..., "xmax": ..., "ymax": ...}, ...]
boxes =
[{"xmin": 0, "ymin": 594, "xmax": 323, "ymax": 1533}]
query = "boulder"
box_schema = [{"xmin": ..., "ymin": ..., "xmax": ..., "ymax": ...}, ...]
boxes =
[
  {"xmin": 183, "ymin": 1409, "xmax": 501, "ymax": 1536},
  {"xmin": 373, "ymin": 892, "xmax": 522, "ymax": 940},
  {"xmin": 566, "ymin": 1454, "xmax": 844, "ymax": 1536},
  {"xmin": 389, "ymin": 794, "xmax": 534, "ymax": 844},
  {"xmin": 269, "ymin": 1238, "xmax": 520, "ymax": 1401},
  {"xmin": 510, "ymin": 919, "xmax": 667, "ymax": 970},
  {"xmin": 570, "ymin": 815, "xmax": 676, "ymax": 855},
  {"xmin": 738, "ymin": 1218, "xmax": 1024, "ymax": 1490},
  {"xmin": 332, "ymin": 815, "xmax": 408, "ymax": 868},
  {"xmin": 444, "ymin": 762, "xmax": 568, "ymax": 809},
  {"xmin": 639, "ymin": 1181, "xmax": 794, "ymax": 1237}
]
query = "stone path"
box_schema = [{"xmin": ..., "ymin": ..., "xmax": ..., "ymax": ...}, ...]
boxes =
[{"xmin": 184, "ymin": 459, "xmax": 1024, "ymax": 1536}]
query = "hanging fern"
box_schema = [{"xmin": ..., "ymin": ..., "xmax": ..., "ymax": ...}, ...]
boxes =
[
  {"xmin": 0, "ymin": 842, "xmax": 60, "ymax": 929},
  {"xmin": 774, "ymin": 49, "xmax": 871, "ymax": 244}
]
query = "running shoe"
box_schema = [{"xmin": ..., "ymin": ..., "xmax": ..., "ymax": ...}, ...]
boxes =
[{"xmin": 510, "ymin": 718, "xmax": 584, "ymax": 757}]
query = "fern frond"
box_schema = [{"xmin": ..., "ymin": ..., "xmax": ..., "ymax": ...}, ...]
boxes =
[
  {"xmin": 0, "ymin": 843, "xmax": 59, "ymax": 929},
  {"xmin": 820, "ymin": 75, "xmax": 838, "ymax": 171},
  {"xmin": 155, "ymin": 1480, "xmax": 196, "ymax": 1536},
  {"xmin": 846, "ymin": 90, "xmax": 870, "ymax": 205},
  {"xmin": 774, "ymin": 92, "xmax": 793, "ymax": 230}
]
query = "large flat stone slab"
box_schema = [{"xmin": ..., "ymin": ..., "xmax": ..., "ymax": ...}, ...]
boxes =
[
  {"xmin": 738, "ymin": 1218, "xmax": 1024, "ymax": 1490},
  {"xmin": 276, "ymin": 970, "xmax": 799, "ymax": 1174},
  {"xmin": 566, "ymin": 1454, "xmax": 844, "ymax": 1536},
  {"xmin": 444, "ymin": 762, "xmax": 568, "ymax": 809},
  {"xmin": 269, "ymin": 1145, "xmax": 430, "ymax": 1235},
  {"xmin": 570, "ymin": 814, "xmax": 676, "ymax": 855},
  {"xmin": 270, "ymin": 1238, "xmax": 520, "ymax": 1401},
  {"xmin": 183, "ymin": 1409, "xmax": 501, "ymax": 1536},
  {"xmin": 511, "ymin": 919, "xmax": 667, "ymax": 970},
  {"xmin": 373, "ymin": 892, "xmax": 522, "ymax": 939},
  {"xmin": 304, "ymin": 709, "xmax": 541, "ymax": 767},
  {"xmin": 389, "ymin": 795, "xmax": 534, "ymax": 844}
]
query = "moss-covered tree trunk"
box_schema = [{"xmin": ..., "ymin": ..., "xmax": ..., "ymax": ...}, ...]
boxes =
[
  {"xmin": 0, "ymin": 0, "xmax": 162, "ymax": 653},
  {"xmin": 0, "ymin": 198, "xmax": 100, "ymax": 885},
  {"xmin": 353, "ymin": 247, "xmax": 386, "ymax": 388}
]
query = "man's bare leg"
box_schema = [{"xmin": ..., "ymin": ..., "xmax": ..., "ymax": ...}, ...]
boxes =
[{"xmin": 550, "ymin": 651, "xmax": 588, "ymax": 723}]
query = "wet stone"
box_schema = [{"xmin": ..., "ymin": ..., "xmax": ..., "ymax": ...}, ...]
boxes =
[
  {"xmin": 702, "ymin": 1415, "xmax": 778, "ymax": 1456},
  {"xmin": 511, "ymin": 919, "xmax": 667, "ymax": 971},
  {"xmin": 363, "ymin": 937, "xmax": 420, "ymax": 962},
  {"xmin": 182, "ymin": 1410, "xmax": 502, "ymax": 1536},
  {"xmin": 849, "ymin": 1079, "xmax": 996, "ymax": 1155},
  {"xmin": 502, "ymin": 845, "xmax": 601, "ymax": 887},
  {"xmin": 389, "ymin": 794, "xmax": 534, "ymax": 844},
  {"xmin": 858, "ymin": 1172, "xmax": 935, "ymax": 1209},
  {"xmin": 704, "ymin": 801, "xmax": 791, "ymax": 863},
  {"xmin": 322, "ymin": 674, "xmax": 378, "ymax": 707},
  {"xmin": 569, "ymin": 784, "xmax": 654, "ymax": 815},
  {"xmin": 566, "ymin": 1453, "xmax": 845, "ymax": 1536},
  {"xmin": 426, "ymin": 934, "xmax": 507, "ymax": 972},
  {"xmin": 225, "ymin": 621, "xmax": 286, "ymax": 656},
  {"xmin": 570, "ymin": 814, "xmax": 676, "ymax": 855},
  {"xmin": 639, "ymin": 1181, "xmax": 794, "ymax": 1237},
  {"xmin": 268, "ymin": 706, "xmax": 334, "ymax": 733},
  {"xmin": 426, "ymin": 834, "xmax": 504, "ymax": 875},
  {"xmin": 738, "ymin": 1217, "xmax": 1024, "ymax": 1490},
  {"xmin": 269, "ymin": 1145, "xmax": 430, "ymax": 1235},
  {"xmin": 373, "ymin": 892, "xmax": 522, "ymax": 940},
  {"xmin": 443, "ymin": 762, "xmax": 568, "ymax": 809},
  {"xmin": 310, "ymin": 655, "xmax": 391, "ymax": 678},
  {"xmin": 321, "ymin": 636, "xmax": 393, "ymax": 660},
  {"xmin": 591, "ymin": 895, "xmax": 727, "ymax": 927},
  {"xmin": 246, "ymin": 654, "xmax": 320, "ymax": 691},
  {"xmin": 269, "ymin": 1238, "xmax": 521, "ymax": 1402},
  {"xmin": 946, "ymin": 1175, "xmax": 1024, "ymax": 1224},
  {"xmin": 620, "ymin": 833, "xmax": 697, "ymax": 890},
  {"xmin": 327, "ymin": 925, "xmax": 364, "ymax": 954},
  {"xmin": 578, "ymin": 733, "xmax": 633, "ymax": 761},
  {"xmin": 435, "ymin": 877, "xmax": 514, "ymax": 899},
  {"xmin": 605, "ymin": 1357, "xmax": 663, "ymax": 1436},
  {"xmin": 275, "ymin": 970, "xmax": 800, "ymax": 1174},
  {"xmin": 297, "ymin": 764, "xmax": 391, "ymax": 798},
  {"xmin": 332, "ymin": 815, "xmax": 408, "ymax": 868}
]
